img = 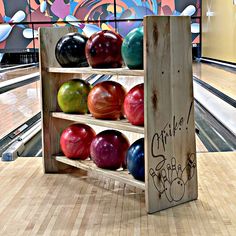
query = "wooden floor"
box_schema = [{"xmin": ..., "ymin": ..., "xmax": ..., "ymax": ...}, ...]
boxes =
[{"xmin": 0, "ymin": 152, "xmax": 236, "ymax": 235}]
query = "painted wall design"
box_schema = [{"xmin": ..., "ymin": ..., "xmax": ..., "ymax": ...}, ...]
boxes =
[{"xmin": 0, "ymin": 0, "xmax": 201, "ymax": 52}]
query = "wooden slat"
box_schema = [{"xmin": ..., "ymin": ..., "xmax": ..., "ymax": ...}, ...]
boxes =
[
  {"xmin": 52, "ymin": 112, "xmax": 144, "ymax": 134},
  {"xmin": 48, "ymin": 67, "xmax": 144, "ymax": 76},
  {"xmin": 39, "ymin": 27, "xmax": 79, "ymax": 173},
  {"xmin": 55, "ymin": 156, "xmax": 145, "ymax": 190},
  {"xmin": 144, "ymin": 16, "xmax": 197, "ymax": 213}
]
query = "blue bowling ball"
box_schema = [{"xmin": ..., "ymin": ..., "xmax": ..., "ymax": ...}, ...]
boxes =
[{"xmin": 126, "ymin": 138, "xmax": 144, "ymax": 181}]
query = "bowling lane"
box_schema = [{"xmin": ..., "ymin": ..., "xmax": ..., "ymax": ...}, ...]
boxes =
[
  {"xmin": 0, "ymin": 81, "xmax": 40, "ymax": 139},
  {"xmin": 0, "ymin": 66, "xmax": 38, "ymax": 83},
  {"xmin": 193, "ymin": 61, "xmax": 236, "ymax": 100}
]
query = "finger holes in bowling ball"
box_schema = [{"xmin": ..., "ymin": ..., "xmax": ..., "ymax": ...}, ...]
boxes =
[
  {"xmin": 60, "ymin": 124, "xmax": 96, "ymax": 160},
  {"xmin": 55, "ymin": 32, "xmax": 89, "ymax": 67},
  {"xmin": 57, "ymin": 79, "xmax": 91, "ymax": 114},
  {"xmin": 87, "ymin": 81, "xmax": 126, "ymax": 120},
  {"xmin": 90, "ymin": 130, "xmax": 130, "ymax": 170},
  {"xmin": 126, "ymin": 138, "xmax": 145, "ymax": 181}
]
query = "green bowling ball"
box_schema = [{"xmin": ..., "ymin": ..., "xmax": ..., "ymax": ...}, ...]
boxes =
[
  {"xmin": 121, "ymin": 27, "xmax": 143, "ymax": 70},
  {"xmin": 57, "ymin": 79, "xmax": 91, "ymax": 114}
]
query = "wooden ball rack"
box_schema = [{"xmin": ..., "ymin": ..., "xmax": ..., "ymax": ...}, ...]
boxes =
[{"xmin": 39, "ymin": 16, "xmax": 198, "ymax": 213}]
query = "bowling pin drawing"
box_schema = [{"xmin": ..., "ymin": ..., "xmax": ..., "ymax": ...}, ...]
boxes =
[
  {"xmin": 171, "ymin": 157, "xmax": 178, "ymax": 181},
  {"xmin": 180, "ymin": 5, "xmax": 196, "ymax": 16},
  {"xmin": 188, "ymin": 154, "xmax": 196, "ymax": 179},
  {"xmin": 182, "ymin": 153, "xmax": 196, "ymax": 183},
  {"xmin": 40, "ymin": 1, "xmax": 47, "ymax": 13},
  {"xmin": 149, "ymin": 168, "xmax": 164, "ymax": 194},
  {"xmin": 23, "ymin": 28, "xmax": 39, "ymax": 39},
  {"xmin": 167, "ymin": 164, "xmax": 171, "ymax": 180},
  {"xmin": 177, "ymin": 164, "xmax": 182, "ymax": 178},
  {"xmin": 161, "ymin": 169, "xmax": 172, "ymax": 202},
  {"xmin": 150, "ymin": 155, "xmax": 196, "ymax": 202},
  {"xmin": 65, "ymin": 15, "xmax": 101, "ymax": 37},
  {"xmin": 0, "ymin": 10, "xmax": 26, "ymax": 42}
]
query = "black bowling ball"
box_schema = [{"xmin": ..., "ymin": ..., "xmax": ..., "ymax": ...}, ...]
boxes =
[{"xmin": 55, "ymin": 32, "xmax": 89, "ymax": 67}]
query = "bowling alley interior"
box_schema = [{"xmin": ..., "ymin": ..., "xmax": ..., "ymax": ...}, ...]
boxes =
[{"xmin": 0, "ymin": 0, "xmax": 236, "ymax": 235}]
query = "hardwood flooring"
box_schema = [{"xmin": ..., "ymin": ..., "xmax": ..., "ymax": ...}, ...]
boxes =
[{"xmin": 0, "ymin": 152, "xmax": 236, "ymax": 235}]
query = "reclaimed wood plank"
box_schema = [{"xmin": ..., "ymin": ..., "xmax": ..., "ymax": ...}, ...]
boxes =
[{"xmin": 144, "ymin": 16, "xmax": 197, "ymax": 213}]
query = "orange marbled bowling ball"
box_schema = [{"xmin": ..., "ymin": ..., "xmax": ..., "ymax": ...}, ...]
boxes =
[{"xmin": 88, "ymin": 81, "xmax": 126, "ymax": 120}]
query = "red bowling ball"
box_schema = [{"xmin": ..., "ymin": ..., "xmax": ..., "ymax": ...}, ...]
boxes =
[
  {"xmin": 85, "ymin": 30, "xmax": 123, "ymax": 68},
  {"xmin": 124, "ymin": 83, "xmax": 144, "ymax": 126},
  {"xmin": 88, "ymin": 81, "xmax": 126, "ymax": 120},
  {"xmin": 90, "ymin": 130, "xmax": 130, "ymax": 170},
  {"xmin": 60, "ymin": 124, "xmax": 96, "ymax": 159}
]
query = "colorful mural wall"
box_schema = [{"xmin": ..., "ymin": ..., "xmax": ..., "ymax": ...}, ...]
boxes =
[{"xmin": 0, "ymin": 0, "xmax": 201, "ymax": 52}]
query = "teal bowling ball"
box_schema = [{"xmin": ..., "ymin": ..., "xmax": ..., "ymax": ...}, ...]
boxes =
[{"xmin": 121, "ymin": 27, "xmax": 143, "ymax": 69}]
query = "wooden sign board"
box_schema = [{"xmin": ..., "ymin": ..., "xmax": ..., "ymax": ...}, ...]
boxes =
[{"xmin": 144, "ymin": 16, "xmax": 198, "ymax": 213}]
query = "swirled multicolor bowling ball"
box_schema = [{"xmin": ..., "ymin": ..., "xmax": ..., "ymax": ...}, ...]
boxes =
[
  {"xmin": 90, "ymin": 130, "xmax": 130, "ymax": 169},
  {"xmin": 55, "ymin": 32, "xmax": 89, "ymax": 67},
  {"xmin": 124, "ymin": 83, "xmax": 144, "ymax": 126},
  {"xmin": 88, "ymin": 81, "xmax": 126, "ymax": 120},
  {"xmin": 126, "ymin": 138, "xmax": 144, "ymax": 181},
  {"xmin": 121, "ymin": 27, "xmax": 143, "ymax": 69},
  {"xmin": 60, "ymin": 124, "xmax": 96, "ymax": 159},
  {"xmin": 85, "ymin": 30, "xmax": 123, "ymax": 68},
  {"xmin": 57, "ymin": 79, "xmax": 91, "ymax": 114}
]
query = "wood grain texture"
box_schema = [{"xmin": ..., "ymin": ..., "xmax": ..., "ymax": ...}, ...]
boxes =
[
  {"xmin": 0, "ymin": 152, "xmax": 235, "ymax": 235},
  {"xmin": 52, "ymin": 112, "xmax": 144, "ymax": 134},
  {"xmin": 39, "ymin": 27, "xmax": 80, "ymax": 173},
  {"xmin": 144, "ymin": 16, "xmax": 197, "ymax": 213},
  {"xmin": 48, "ymin": 67, "xmax": 144, "ymax": 76}
]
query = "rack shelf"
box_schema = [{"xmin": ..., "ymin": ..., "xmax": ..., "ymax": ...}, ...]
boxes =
[
  {"xmin": 47, "ymin": 67, "xmax": 144, "ymax": 76},
  {"xmin": 39, "ymin": 16, "xmax": 198, "ymax": 213},
  {"xmin": 52, "ymin": 112, "xmax": 144, "ymax": 134},
  {"xmin": 55, "ymin": 156, "xmax": 145, "ymax": 190}
]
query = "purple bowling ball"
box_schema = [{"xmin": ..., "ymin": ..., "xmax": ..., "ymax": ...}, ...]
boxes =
[{"xmin": 90, "ymin": 130, "xmax": 130, "ymax": 170}]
